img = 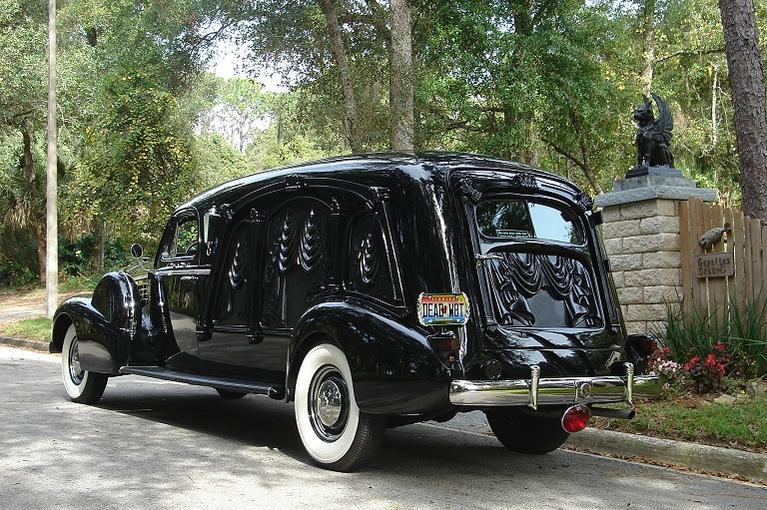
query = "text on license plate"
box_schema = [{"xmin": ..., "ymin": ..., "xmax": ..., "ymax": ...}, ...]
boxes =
[{"xmin": 417, "ymin": 293, "xmax": 470, "ymax": 326}]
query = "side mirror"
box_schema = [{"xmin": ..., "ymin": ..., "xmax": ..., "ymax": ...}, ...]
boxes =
[{"xmin": 130, "ymin": 243, "xmax": 144, "ymax": 259}]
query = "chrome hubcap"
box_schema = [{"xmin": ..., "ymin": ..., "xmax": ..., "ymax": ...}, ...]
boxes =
[
  {"xmin": 317, "ymin": 379, "xmax": 343, "ymax": 427},
  {"xmin": 68, "ymin": 337, "xmax": 84, "ymax": 385},
  {"xmin": 308, "ymin": 366, "xmax": 349, "ymax": 442}
]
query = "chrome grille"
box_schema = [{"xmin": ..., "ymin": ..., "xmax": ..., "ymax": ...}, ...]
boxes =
[{"xmin": 134, "ymin": 276, "xmax": 149, "ymax": 302}]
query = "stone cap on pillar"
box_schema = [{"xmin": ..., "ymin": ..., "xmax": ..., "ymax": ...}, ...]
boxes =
[{"xmin": 594, "ymin": 167, "xmax": 717, "ymax": 208}]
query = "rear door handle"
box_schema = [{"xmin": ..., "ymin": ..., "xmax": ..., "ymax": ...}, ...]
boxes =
[
  {"xmin": 475, "ymin": 253, "xmax": 505, "ymax": 266},
  {"xmin": 180, "ymin": 275, "xmax": 198, "ymax": 282}
]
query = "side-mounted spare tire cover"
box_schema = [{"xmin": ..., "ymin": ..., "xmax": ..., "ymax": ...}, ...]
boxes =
[{"xmin": 91, "ymin": 271, "xmax": 141, "ymax": 333}]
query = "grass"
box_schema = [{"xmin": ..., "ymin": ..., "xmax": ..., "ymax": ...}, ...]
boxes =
[
  {"xmin": 592, "ymin": 396, "xmax": 767, "ymax": 452},
  {"xmin": 0, "ymin": 316, "xmax": 52, "ymax": 342}
]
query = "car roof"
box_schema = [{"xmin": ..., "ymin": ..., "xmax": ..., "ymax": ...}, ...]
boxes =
[{"xmin": 176, "ymin": 151, "xmax": 582, "ymax": 214}]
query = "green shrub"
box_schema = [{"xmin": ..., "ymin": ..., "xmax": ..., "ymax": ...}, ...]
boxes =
[
  {"xmin": 727, "ymin": 299, "xmax": 767, "ymax": 377},
  {"xmin": 0, "ymin": 259, "xmax": 38, "ymax": 287}
]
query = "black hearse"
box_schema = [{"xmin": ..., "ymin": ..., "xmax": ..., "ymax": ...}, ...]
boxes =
[{"xmin": 51, "ymin": 153, "xmax": 659, "ymax": 471}]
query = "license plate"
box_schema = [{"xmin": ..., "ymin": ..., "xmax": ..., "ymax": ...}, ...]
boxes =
[{"xmin": 417, "ymin": 293, "xmax": 470, "ymax": 326}]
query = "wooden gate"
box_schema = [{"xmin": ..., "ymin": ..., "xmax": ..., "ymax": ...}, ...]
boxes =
[{"xmin": 679, "ymin": 197, "xmax": 767, "ymax": 323}]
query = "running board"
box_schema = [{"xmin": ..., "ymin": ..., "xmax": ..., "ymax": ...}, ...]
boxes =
[{"xmin": 119, "ymin": 366, "xmax": 285, "ymax": 399}]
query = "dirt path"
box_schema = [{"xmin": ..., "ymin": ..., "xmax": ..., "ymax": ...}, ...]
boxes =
[{"xmin": 0, "ymin": 287, "xmax": 86, "ymax": 323}]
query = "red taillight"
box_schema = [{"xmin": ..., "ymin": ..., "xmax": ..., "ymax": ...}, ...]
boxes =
[{"xmin": 561, "ymin": 404, "xmax": 591, "ymax": 433}]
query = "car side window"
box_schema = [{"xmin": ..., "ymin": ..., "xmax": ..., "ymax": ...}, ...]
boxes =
[
  {"xmin": 158, "ymin": 212, "xmax": 200, "ymax": 267},
  {"xmin": 171, "ymin": 217, "xmax": 200, "ymax": 257},
  {"xmin": 346, "ymin": 211, "xmax": 394, "ymax": 303}
]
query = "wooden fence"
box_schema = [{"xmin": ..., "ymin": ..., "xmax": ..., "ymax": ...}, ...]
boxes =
[{"xmin": 679, "ymin": 197, "xmax": 767, "ymax": 323}]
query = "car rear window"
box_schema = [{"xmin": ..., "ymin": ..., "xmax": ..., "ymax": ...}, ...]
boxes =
[{"xmin": 475, "ymin": 199, "xmax": 583, "ymax": 245}]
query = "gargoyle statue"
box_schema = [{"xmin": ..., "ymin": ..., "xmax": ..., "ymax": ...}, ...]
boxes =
[{"xmin": 633, "ymin": 93, "xmax": 674, "ymax": 170}]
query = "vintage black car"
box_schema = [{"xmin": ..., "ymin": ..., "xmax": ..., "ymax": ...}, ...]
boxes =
[{"xmin": 51, "ymin": 152, "xmax": 659, "ymax": 471}]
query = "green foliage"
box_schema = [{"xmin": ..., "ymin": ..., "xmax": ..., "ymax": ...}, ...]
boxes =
[
  {"xmin": 194, "ymin": 132, "xmax": 249, "ymax": 189},
  {"xmin": 1, "ymin": 0, "xmax": 765, "ymax": 282},
  {"xmin": 0, "ymin": 131, "xmax": 46, "ymax": 230},
  {"xmin": 0, "ymin": 259, "xmax": 38, "ymax": 286},
  {"xmin": 216, "ymin": 77, "xmax": 270, "ymax": 152},
  {"xmin": 727, "ymin": 300, "xmax": 767, "ymax": 377},
  {"xmin": 73, "ymin": 68, "xmax": 197, "ymax": 246},
  {"xmin": 0, "ymin": 0, "xmax": 47, "ymax": 127},
  {"xmin": 57, "ymin": 234, "xmax": 130, "ymax": 276}
]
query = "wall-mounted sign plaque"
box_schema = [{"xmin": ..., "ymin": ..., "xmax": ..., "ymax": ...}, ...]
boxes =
[{"xmin": 695, "ymin": 252, "xmax": 735, "ymax": 278}]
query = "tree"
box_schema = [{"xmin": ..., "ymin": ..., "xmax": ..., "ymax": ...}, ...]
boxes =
[
  {"xmin": 718, "ymin": 0, "xmax": 767, "ymax": 220},
  {"xmin": 215, "ymin": 77, "xmax": 269, "ymax": 152},
  {"xmin": 640, "ymin": 0, "xmax": 656, "ymax": 96},
  {"xmin": 0, "ymin": 0, "xmax": 51, "ymax": 281},
  {"xmin": 390, "ymin": 0, "xmax": 414, "ymax": 151},
  {"xmin": 75, "ymin": 69, "xmax": 196, "ymax": 247},
  {"xmin": 318, "ymin": 0, "xmax": 363, "ymax": 153}
]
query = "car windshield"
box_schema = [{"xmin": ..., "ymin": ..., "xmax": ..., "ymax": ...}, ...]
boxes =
[{"xmin": 475, "ymin": 199, "xmax": 582, "ymax": 245}]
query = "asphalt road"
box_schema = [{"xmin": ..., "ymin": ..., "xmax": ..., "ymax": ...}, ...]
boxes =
[{"xmin": 1, "ymin": 346, "xmax": 765, "ymax": 510}]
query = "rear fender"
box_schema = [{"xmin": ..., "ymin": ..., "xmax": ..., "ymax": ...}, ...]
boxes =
[{"xmin": 288, "ymin": 300, "xmax": 451, "ymax": 414}]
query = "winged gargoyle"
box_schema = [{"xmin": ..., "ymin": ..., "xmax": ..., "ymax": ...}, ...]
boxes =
[{"xmin": 633, "ymin": 93, "xmax": 675, "ymax": 170}]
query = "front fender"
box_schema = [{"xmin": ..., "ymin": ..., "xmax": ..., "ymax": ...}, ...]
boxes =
[
  {"xmin": 288, "ymin": 299, "xmax": 451, "ymax": 414},
  {"xmin": 50, "ymin": 272, "xmax": 140, "ymax": 375}
]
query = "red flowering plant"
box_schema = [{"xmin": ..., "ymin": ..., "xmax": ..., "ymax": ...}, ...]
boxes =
[{"xmin": 683, "ymin": 342, "xmax": 730, "ymax": 394}]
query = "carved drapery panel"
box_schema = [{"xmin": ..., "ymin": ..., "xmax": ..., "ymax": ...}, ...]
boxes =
[
  {"xmin": 299, "ymin": 209, "xmax": 322, "ymax": 273},
  {"xmin": 487, "ymin": 252, "xmax": 601, "ymax": 328},
  {"xmin": 215, "ymin": 222, "xmax": 252, "ymax": 326},
  {"xmin": 262, "ymin": 203, "xmax": 330, "ymax": 328},
  {"xmin": 276, "ymin": 213, "xmax": 296, "ymax": 275},
  {"xmin": 347, "ymin": 213, "xmax": 393, "ymax": 302}
]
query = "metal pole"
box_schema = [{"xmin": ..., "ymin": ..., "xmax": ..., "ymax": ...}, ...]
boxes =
[{"xmin": 46, "ymin": 0, "xmax": 58, "ymax": 319}]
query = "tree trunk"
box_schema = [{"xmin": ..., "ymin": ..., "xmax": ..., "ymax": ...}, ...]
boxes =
[
  {"xmin": 641, "ymin": 0, "xmax": 656, "ymax": 97},
  {"xmin": 719, "ymin": 0, "xmax": 767, "ymax": 220},
  {"xmin": 712, "ymin": 64, "xmax": 719, "ymax": 185},
  {"xmin": 318, "ymin": 0, "xmax": 362, "ymax": 153},
  {"xmin": 35, "ymin": 223, "xmax": 47, "ymax": 284},
  {"xmin": 390, "ymin": 0, "xmax": 414, "ymax": 151},
  {"xmin": 22, "ymin": 130, "xmax": 46, "ymax": 283},
  {"xmin": 93, "ymin": 218, "xmax": 105, "ymax": 273}
]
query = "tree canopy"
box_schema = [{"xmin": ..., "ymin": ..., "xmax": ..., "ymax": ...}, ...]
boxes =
[{"xmin": 0, "ymin": 0, "xmax": 765, "ymax": 282}]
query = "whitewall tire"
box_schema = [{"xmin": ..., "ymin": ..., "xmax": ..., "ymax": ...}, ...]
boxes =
[
  {"xmin": 294, "ymin": 343, "xmax": 385, "ymax": 471},
  {"xmin": 61, "ymin": 324, "xmax": 108, "ymax": 404}
]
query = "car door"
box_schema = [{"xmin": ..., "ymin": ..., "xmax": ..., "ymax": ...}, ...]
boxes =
[
  {"xmin": 198, "ymin": 215, "xmax": 265, "ymax": 372},
  {"xmin": 254, "ymin": 188, "xmax": 336, "ymax": 375},
  {"xmin": 155, "ymin": 209, "xmax": 209, "ymax": 358}
]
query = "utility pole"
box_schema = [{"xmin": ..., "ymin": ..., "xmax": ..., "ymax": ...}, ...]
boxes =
[{"xmin": 46, "ymin": 0, "xmax": 58, "ymax": 319}]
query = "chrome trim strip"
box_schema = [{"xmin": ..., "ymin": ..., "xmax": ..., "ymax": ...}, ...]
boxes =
[
  {"xmin": 449, "ymin": 368, "xmax": 659, "ymax": 407},
  {"xmin": 154, "ymin": 268, "xmax": 211, "ymax": 277}
]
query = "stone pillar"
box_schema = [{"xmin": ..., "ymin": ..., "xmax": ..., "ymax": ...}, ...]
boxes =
[{"xmin": 595, "ymin": 168, "xmax": 716, "ymax": 336}]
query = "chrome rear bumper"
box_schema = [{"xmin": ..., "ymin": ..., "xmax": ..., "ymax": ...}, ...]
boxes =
[{"xmin": 449, "ymin": 363, "xmax": 660, "ymax": 410}]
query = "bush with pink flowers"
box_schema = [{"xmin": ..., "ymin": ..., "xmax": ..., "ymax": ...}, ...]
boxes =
[{"xmin": 647, "ymin": 346, "xmax": 687, "ymax": 396}]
